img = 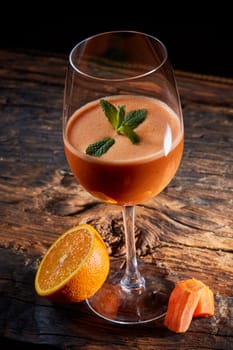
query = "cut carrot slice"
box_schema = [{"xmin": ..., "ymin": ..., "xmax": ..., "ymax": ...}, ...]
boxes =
[
  {"xmin": 164, "ymin": 278, "xmax": 214, "ymax": 333},
  {"xmin": 193, "ymin": 285, "xmax": 214, "ymax": 318}
]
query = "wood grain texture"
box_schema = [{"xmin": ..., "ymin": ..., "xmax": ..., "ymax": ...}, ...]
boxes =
[{"xmin": 0, "ymin": 49, "xmax": 233, "ymax": 349}]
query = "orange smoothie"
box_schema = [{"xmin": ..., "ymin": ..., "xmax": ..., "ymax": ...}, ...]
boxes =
[{"xmin": 64, "ymin": 95, "xmax": 184, "ymax": 205}]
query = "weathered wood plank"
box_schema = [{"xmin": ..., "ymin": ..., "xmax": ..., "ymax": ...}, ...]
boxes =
[
  {"xmin": 0, "ymin": 247, "xmax": 232, "ymax": 349},
  {"xmin": 1, "ymin": 50, "xmax": 233, "ymax": 107},
  {"xmin": 0, "ymin": 49, "xmax": 233, "ymax": 349}
]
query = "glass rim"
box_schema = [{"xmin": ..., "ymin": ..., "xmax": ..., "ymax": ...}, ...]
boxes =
[{"xmin": 69, "ymin": 30, "xmax": 168, "ymax": 82}]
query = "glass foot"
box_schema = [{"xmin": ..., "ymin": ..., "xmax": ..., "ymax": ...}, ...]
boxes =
[{"xmin": 86, "ymin": 259, "xmax": 174, "ymax": 325}]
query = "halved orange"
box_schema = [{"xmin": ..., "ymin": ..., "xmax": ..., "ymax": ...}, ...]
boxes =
[{"xmin": 35, "ymin": 224, "xmax": 110, "ymax": 303}]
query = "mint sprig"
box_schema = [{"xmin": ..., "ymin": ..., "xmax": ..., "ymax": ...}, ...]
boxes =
[
  {"xmin": 85, "ymin": 99, "xmax": 147, "ymax": 157},
  {"xmin": 100, "ymin": 99, "xmax": 147, "ymax": 140}
]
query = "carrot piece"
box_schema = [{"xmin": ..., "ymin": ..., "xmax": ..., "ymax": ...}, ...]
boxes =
[
  {"xmin": 193, "ymin": 285, "xmax": 214, "ymax": 318},
  {"xmin": 164, "ymin": 278, "xmax": 207, "ymax": 333}
]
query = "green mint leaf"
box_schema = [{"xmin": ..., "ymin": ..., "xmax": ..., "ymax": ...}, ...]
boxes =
[
  {"xmin": 118, "ymin": 125, "xmax": 140, "ymax": 144},
  {"xmin": 100, "ymin": 99, "xmax": 118, "ymax": 129},
  {"xmin": 123, "ymin": 109, "xmax": 147, "ymax": 129},
  {"xmin": 116, "ymin": 104, "xmax": 125, "ymax": 129},
  {"xmin": 86, "ymin": 137, "xmax": 115, "ymax": 157}
]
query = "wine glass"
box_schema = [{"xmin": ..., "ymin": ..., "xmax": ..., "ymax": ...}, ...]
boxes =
[{"xmin": 62, "ymin": 30, "xmax": 184, "ymax": 324}]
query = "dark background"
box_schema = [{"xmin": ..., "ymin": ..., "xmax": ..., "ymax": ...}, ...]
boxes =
[{"xmin": 1, "ymin": 15, "xmax": 233, "ymax": 78}]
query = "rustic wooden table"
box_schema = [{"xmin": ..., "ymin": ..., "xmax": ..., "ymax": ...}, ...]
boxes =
[{"xmin": 0, "ymin": 49, "xmax": 232, "ymax": 350}]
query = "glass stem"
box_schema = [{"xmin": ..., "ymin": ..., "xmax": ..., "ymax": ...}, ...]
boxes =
[{"xmin": 120, "ymin": 206, "xmax": 145, "ymax": 291}]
